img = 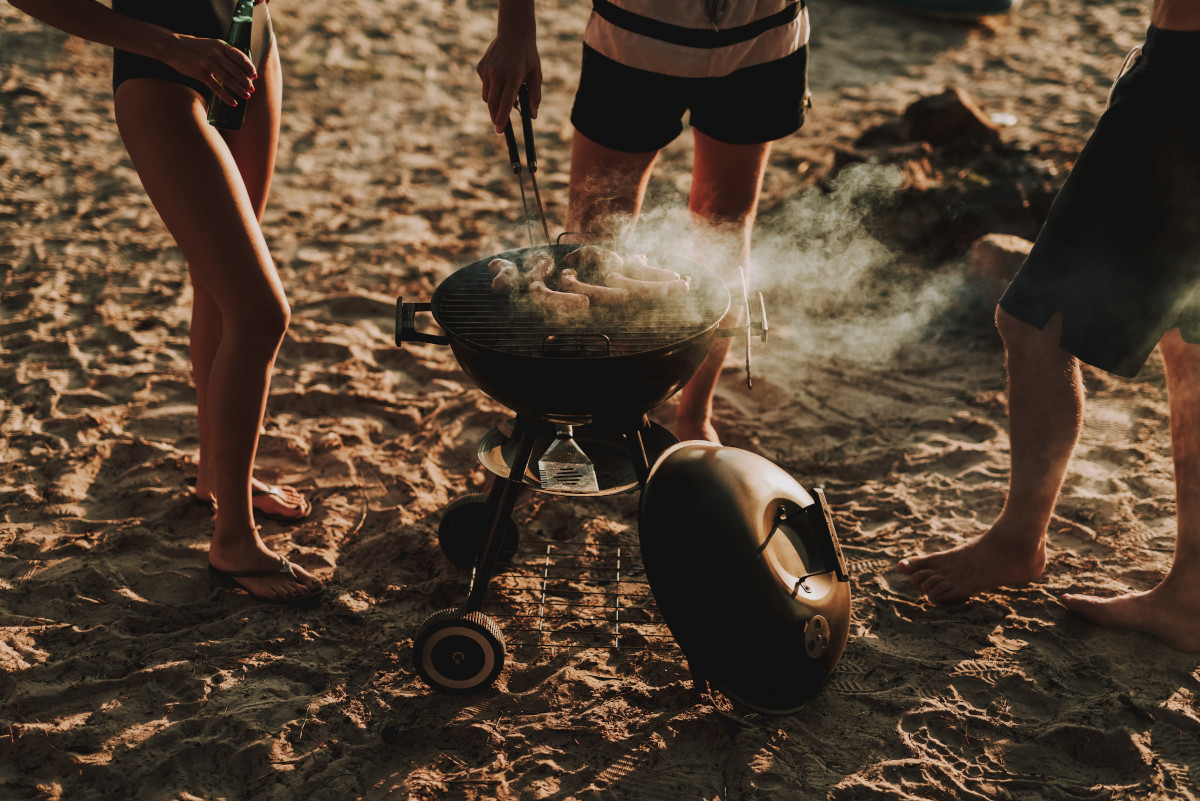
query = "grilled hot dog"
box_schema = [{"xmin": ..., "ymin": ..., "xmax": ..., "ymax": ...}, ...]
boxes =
[
  {"xmin": 524, "ymin": 249, "xmax": 557, "ymax": 284},
  {"xmin": 604, "ymin": 272, "xmax": 690, "ymax": 299},
  {"xmin": 562, "ymin": 245, "xmax": 624, "ymax": 278},
  {"xmin": 489, "ymin": 258, "xmax": 522, "ymax": 293},
  {"xmin": 619, "ymin": 253, "xmax": 682, "ymax": 282},
  {"xmin": 528, "ymin": 279, "xmax": 590, "ymax": 313},
  {"xmin": 559, "ymin": 269, "xmax": 630, "ymax": 305}
]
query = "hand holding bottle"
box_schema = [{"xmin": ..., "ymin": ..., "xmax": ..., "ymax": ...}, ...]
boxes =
[
  {"xmin": 205, "ymin": 0, "xmax": 258, "ymax": 129},
  {"xmin": 160, "ymin": 35, "xmax": 256, "ymax": 110}
]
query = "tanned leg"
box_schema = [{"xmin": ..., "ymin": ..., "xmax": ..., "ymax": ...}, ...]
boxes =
[
  {"xmin": 897, "ymin": 308, "xmax": 1082, "ymax": 600},
  {"xmin": 115, "ymin": 69, "xmax": 320, "ymax": 601},
  {"xmin": 566, "ymin": 129, "xmax": 771, "ymax": 443},
  {"xmin": 1061, "ymin": 329, "xmax": 1200, "ymax": 651},
  {"xmin": 565, "ymin": 130, "xmax": 658, "ymax": 239},
  {"xmin": 676, "ymin": 130, "xmax": 771, "ymax": 443},
  {"xmin": 188, "ymin": 46, "xmax": 307, "ymax": 521}
]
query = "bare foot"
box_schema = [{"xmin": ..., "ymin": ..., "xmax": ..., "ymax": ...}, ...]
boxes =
[
  {"xmin": 207, "ymin": 529, "xmax": 324, "ymax": 603},
  {"xmin": 1061, "ymin": 582, "xmax": 1200, "ymax": 652},
  {"xmin": 897, "ymin": 525, "xmax": 1046, "ymax": 601}
]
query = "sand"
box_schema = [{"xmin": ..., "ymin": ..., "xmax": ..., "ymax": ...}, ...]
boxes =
[{"xmin": 3, "ymin": 0, "xmax": 1199, "ymax": 799}]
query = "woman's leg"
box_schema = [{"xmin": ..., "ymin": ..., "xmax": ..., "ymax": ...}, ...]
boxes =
[
  {"xmin": 189, "ymin": 46, "xmax": 308, "ymax": 520},
  {"xmin": 677, "ymin": 129, "xmax": 772, "ymax": 443},
  {"xmin": 114, "ymin": 73, "xmax": 320, "ymax": 601}
]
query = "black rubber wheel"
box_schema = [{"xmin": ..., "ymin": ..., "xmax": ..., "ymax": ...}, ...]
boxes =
[
  {"xmin": 438, "ymin": 493, "xmax": 519, "ymax": 569},
  {"xmin": 413, "ymin": 609, "xmax": 506, "ymax": 693}
]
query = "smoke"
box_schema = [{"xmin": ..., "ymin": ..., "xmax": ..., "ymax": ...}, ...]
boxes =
[
  {"xmin": 646, "ymin": 162, "xmax": 970, "ymax": 371},
  {"xmin": 536, "ymin": 161, "xmax": 975, "ymax": 376}
]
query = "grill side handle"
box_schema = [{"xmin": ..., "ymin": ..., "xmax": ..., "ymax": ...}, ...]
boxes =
[{"xmin": 396, "ymin": 300, "xmax": 451, "ymax": 346}]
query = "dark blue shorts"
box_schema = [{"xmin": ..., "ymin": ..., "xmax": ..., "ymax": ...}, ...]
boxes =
[
  {"xmin": 999, "ymin": 25, "xmax": 1200, "ymax": 377},
  {"xmin": 570, "ymin": 44, "xmax": 809, "ymax": 153}
]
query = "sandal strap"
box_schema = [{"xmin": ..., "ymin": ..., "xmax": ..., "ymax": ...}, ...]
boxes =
[{"xmin": 209, "ymin": 555, "xmax": 298, "ymax": 580}]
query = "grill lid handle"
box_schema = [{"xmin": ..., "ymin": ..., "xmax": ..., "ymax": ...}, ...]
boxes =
[{"xmin": 395, "ymin": 299, "xmax": 450, "ymax": 346}]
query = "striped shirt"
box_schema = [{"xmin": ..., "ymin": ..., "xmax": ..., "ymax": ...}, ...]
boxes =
[{"xmin": 583, "ymin": 0, "xmax": 810, "ymax": 78}]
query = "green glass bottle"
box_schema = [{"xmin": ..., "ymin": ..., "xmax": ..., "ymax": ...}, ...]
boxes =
[{"xmin": 206, "ymin": 0, "xmax": 256, "ymax": 130}]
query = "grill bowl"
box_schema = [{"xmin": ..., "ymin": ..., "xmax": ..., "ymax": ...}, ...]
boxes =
[{"xmin": 423, "ymin": 244, "xmax": 731, "ymax": 424}]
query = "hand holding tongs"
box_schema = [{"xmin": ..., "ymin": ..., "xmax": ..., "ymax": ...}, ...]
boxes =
[{"xmin": 502, "ymin": 84, "xmax": 552, "ymax": 248}]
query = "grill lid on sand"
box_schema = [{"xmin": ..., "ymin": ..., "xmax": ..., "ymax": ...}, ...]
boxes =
[{"xmin": 638, "ymin": 442, "xmax": 852, "ymax": 715}]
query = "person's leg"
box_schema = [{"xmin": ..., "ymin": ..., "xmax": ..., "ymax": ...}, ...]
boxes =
[
  {"xmin": 114, "ymin": 75, "xmax": 320, "ymax": 601},
  {"xmin": 187, "ymin": 45, "xmax": 308, "ymax": 521},
  {"xmin": 675, "ymin": 129, "xmax": 772, "ymax": 443},
  {"xmin": 897, "ymin": 308, "xmax": 1083, "ymax": 599},
  {"xmin": 1061, "ymin": 329, "xmax": 1200, "ymax": 651},
  {"xmin": 565, "ymin": 130, "xmax": 659, "ymax": 238}
]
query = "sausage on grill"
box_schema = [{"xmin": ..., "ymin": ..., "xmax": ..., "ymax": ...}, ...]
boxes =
[
  {"xmin": 489, "ymin": 259, "xmax": 523, "ymax": 293},
  {"xmin": 528, "ymin": 279, "xmax": 590, "ymax": 313},
  {"xmin": 562, "ymin": 245, "xmax": 625, "ymax": 279},
  {"xmin": 523, "ymin": 249, "xmax": 557, "ymax": 284},
  {"xmin": 559, "ymin": 269, "xmax": 630, "ymax": 305},
  {"xmin": 619, "ymin": 253, "xmax": 682, "ymax": 282},
  {"xmin": 604, "ymin": 272, "xmax": 690, "ymax": 299}
]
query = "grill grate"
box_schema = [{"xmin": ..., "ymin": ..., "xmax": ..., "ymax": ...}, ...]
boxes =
[
  {"xmin": 480, "ymin": 537, "xmax": 679, "ymax": 654},
  {"xmin": 435, "ymin": 261, "xmax": 725, "ymax": 357}
]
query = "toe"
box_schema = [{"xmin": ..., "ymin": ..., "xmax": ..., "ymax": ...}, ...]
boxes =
[
  {"xmin": 918, "ymin": 572, "xmax": 947, "ymax": 594},
  {"xmin": 926, "ymin": 578, "xmax": 953, "ymax": 601},
  {"xmin": 906, "ymin": 568, "xmax": 933, "ymax": 588}
]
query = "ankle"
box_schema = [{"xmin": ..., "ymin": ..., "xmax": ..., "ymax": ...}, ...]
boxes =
[
  {"xmin": 979, "ymin": 517, "xmax": 1048, "ymax": 564},
  {"xmin": 209, "ymin": 523, "xmax": 264, "ymax": 554}
]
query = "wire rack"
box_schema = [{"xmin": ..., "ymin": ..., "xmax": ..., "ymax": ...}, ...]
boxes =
[{"xmin": 479, "ymin": 536, "xmax": 680, "ymax": 656}]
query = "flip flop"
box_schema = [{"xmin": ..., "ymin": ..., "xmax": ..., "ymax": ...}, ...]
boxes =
[
  {"xmin": 186, "ymin": 477, "xmax": 313, "ymax": 524},
  {"xmin": 208, "ymin": 555, "xmax": 325, "ymax": 606}
]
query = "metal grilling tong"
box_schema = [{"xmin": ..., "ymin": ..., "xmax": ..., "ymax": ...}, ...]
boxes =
[
  {"xmin": 499, "ymin": 89, "xmax": 599, "ymax": 493},
  {"xmin": 503, "ymin": 85, "xmax": 551, "ymax": 248}
]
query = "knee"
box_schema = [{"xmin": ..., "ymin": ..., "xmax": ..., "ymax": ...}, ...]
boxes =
[
  {"xmin": 996, "ymin": 306, "xmax": 1048, "ymax": 351},
  {"xmin": 994, "ymin": 306, "xmax": 1025, "ymax": 346},
  {"xmin": 259, "ymin": 298, "xmax": 291, "ymax": 345},
  {"xmin": 1159, "ymin": 328, "xmax": 1200, "ymax": 377},
  {"xmin": 231, "ymin": 297, "xmax": 291, "ymax": 355}
]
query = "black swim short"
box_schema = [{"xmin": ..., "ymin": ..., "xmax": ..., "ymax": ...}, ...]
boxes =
[
  {"xmin": 112, "ymin": 0, "xmax": 223, "ymax": 97},
  {"xmin": 111, "ymin": 0, "xmax": 274, "ymax": 99},
  {"xmin": 570, "ymin": 43, "xmax": 809, "ymax": 153},
  {"xmin": 999, "ymin": 25, "xmax": 1200, "ymax": 377}
]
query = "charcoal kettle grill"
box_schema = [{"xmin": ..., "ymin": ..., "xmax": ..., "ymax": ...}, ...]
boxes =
[{"xmin": 394, "ymin": 88, "xmax": 850, "ymax": 712}]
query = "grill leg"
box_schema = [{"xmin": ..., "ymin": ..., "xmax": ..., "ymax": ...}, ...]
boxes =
[
  {"xmin": 624, "ymin": 416, "xmax": 655, "ymax": 488},
  {"xmin": 464, "ymin": 419, "xmax": 538, "ymax": 612}
]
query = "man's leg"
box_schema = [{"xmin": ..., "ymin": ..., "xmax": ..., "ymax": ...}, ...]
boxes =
[
  {"xmin": 566, "ymin": 130, "xmax": 658, "ymax": 238},
  {"xmin": 897, "ymin": 308, "xmax": 1083, "ymax": 599},
  {"xmin": 1061, "ymin": 329, "xmax": 1200, "ymax": 652},
  {"xmin": 675, "ymin": 130, "xmax": 772, "ymax": 443}
]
